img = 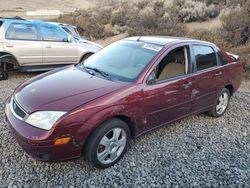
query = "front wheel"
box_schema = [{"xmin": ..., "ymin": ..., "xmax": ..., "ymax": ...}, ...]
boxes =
[
  {"xmin": 84, "ymin": 118, "xmax": 130, "ymax": 169},
  {"xmin": 207, "ymin": 88, "xmax": 230, "ymax": 117},
  {"xmin": 0, "ymin": 71, "xmax": 8, "ymax": 80}
]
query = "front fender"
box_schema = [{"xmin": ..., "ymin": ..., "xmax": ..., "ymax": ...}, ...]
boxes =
[{"xmin": 70, "ymin": 105, "xmax": 139, "ymax": 145}]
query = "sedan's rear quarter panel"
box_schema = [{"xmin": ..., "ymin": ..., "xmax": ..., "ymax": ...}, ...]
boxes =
[{"xmin": 224, "ymin": 61, "xmax": 243, "ymax": 94}]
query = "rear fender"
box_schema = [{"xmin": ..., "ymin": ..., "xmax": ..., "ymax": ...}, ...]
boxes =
[{"xmin": 226, "ymin": 52, "xmax": 240, "ymax": 62}]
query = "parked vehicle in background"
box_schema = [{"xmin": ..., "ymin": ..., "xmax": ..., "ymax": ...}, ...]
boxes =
[
  {"xmin": 5, "ymin": 36, "xmax": 242, "ymax": 168},
  {"xmin": 51, "ymin": 22, "xmax": 103, "ymax": 49},
  {"xmin": 0, "ymin": 17, "xmax": 102, "ymax": 80}
]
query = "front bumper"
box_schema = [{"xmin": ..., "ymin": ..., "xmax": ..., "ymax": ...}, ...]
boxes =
[{"xmin": 4, "ymin": 99, "xmax": 82, "ymax": 161}]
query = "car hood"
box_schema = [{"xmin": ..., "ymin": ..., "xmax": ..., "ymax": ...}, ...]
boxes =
[
  {"xmin": 79, "ymin": 38, "xmax": 103, "ymax": 49},
  {"xmin": 14, "ymin": 66, "xmax": 127, "ymax": 113}
]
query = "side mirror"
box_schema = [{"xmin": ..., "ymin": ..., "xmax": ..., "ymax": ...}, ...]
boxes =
[{"xmin": 65, "ymin": 35, "xmax": 73, "ymax": 42}]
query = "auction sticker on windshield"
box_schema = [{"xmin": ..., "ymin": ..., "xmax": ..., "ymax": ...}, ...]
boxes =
[{"xmin": 142, "ymin": 44, "xmax": 162, "ymax": 52}]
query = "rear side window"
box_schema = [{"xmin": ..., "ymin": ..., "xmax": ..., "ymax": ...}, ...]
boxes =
[
  {"xmin": 0, "ymin": 21, "xmax": 3, "ymax": 28},
  {"xmin": 5, "ymin": 23, "xmax": 39, "ymax": 40},
  {"xmin": 193, "ymin": 45, "xmax": 217, "ymax": 71},
  {"xmin": 39, "ymin": 25, "xmax": 68, "ymax": 42}
]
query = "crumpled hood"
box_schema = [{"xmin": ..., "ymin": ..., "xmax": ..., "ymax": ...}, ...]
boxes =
[{"xmin": 14, "ymin": 66, "xmax": 126, "ymax": 113}]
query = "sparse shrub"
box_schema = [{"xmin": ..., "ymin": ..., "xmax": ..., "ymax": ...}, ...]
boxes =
[
  {"xmin": 188, "ymin": 29, "xmax": 232, "ymax": 50},
  {"xmin": 173, "ymin": 0, "xmax": 221, "ymax": 22},
  {"xmin": 110, "ymin": 8, "xmax": 128, "ymax": 26},
  {"xmin": 94, "ymin": 6, "xmax": 112, "ymax": 25},
  {"xmin": 225, "ymin": 0, "xmax": 245, "ymax": 7},
  {"xmin": 196, "ymin": 0, "xmax": 226, "ymax": 5},
  {"xmin": 126, "ymin": 5, "xmax": 187, "ymax": 37},
  {"xmin": 103, "ymin": 24, "xmax": 122, "ymax": 37},
  {"xmin": 153, "ymin": 0, "xmax": 166, "ymax": 17},
  {"xmin": 134, "ymin": 0, "xmax": 151, "ymax": 9},
  {"xmin": 221, "ymin": 1, "xmax": 250, "ymax": 46},
  {"xmin": 231, "ymin": 42, "xmax": 250, "ymax": 79},
  {"xmin": 54, "ymin": 0, "xmax": 225, "ymax": 40}
]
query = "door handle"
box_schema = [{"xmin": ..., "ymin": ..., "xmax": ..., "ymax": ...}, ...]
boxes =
[
  {"xmin": 6, "ymin": 44, "xmax": 14, "ymax": 48},
  {"xmin": 182, "ymin": 81, "xmax": 192, "ymax": 89},
  {"xmin": 215, "ymin": 71, "xmax": 223, "ymax": 76},
  {"xmin": 45, "ymin": 45, "xmax": 52, "ymax": 48}
]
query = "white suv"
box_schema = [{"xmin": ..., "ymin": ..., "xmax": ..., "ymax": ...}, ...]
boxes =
[{"xmin": 0, "ymin": 17, "xmax": 102, "ymax": 80}]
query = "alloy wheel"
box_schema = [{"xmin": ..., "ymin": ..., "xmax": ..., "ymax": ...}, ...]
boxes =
[
  {"xmin": 97, "ymin": 128, "xmax": 127, "ymax": 164},
  {"xmin": 216, "ymin": 92, "xmax": 229, "ymax": 115}
]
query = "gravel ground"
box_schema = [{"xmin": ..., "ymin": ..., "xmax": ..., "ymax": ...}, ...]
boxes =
[{"xmin": 0, "ymin": 73, "xmax": 250, "ymax": 187}]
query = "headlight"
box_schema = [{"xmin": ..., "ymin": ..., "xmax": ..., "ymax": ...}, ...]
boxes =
[{"xmin": 25, "ymin": 111, "xmax": 66, "ymax": 130}]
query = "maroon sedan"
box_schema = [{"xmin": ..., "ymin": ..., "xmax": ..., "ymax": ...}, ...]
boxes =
[{"xmin": 5, "ymin": 37, "xmax": 242, "ymax": 168}]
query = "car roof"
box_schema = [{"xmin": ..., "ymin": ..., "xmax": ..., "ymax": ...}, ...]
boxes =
[
  {"xmin": 0, "ymin": 17, "xmax": 60, "ymax": 27},
  {"xmin": 49, "ymin": 22, "xmax": 77, "ymax": 28},
  {"xmin": 124, "ymin": 36, "xmax": 215, "ymax": 47}
]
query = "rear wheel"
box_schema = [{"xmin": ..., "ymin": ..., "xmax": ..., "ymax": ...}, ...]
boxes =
[
  {"xmin": 84, "ymin": 118, "xmax": 130, "ymax": 169},
  {"xmin": 207, "ymin": 88, "xmax": 230, "ymax": 117}
]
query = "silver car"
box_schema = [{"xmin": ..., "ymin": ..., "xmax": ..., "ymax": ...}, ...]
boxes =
[{"xmin": 0, "ymin": 17, "xmax": 102, "ymax": 80}]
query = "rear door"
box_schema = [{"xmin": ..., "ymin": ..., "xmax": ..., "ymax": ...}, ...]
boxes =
[
  {"xmin": 190, "ymin": 44, "xmax": 225, "ymax": 113},
  {"xmin": 38, "ymin": 24, "xmax": 78, "ymax": 65},
  {"xmin": 3, "ymin": 22, "xmax": 42, "ymax": 65}
]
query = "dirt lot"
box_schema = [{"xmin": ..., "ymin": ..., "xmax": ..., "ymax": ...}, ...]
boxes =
[
  {"xmin": 0, "ymin": 72, "xmax": 249, "ymax": 187},
  {"xmin": 0, "ymin": 0, "xmax": 94, "ymax": 18}
]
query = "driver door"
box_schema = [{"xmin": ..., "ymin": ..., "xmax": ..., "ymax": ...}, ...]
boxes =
[{"xmin": 142, "ymin": 45, "xmax": 194, "ymax": 131}]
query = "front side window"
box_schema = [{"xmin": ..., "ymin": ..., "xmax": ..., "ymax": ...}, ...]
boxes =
[
  {"xmin": 5, "ymin": 23, "xmax": 39, "ymax": 40},
  {"xmin": 39, "ymin": 25, "xmax": 68, "ymax": 42},
  {"xmin": 153, "ymin": 46, "xmax": 189, "ymax": 81},
  {"xmin": 193, "ymin": 45, "xmax": 217, "ymax": 71},
  {"xmin": 81, "ymin": 41, "xmax": 162, "ymax": 82}
]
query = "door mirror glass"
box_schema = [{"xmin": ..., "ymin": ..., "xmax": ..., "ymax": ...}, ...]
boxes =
[{"xmin": 67, "ymin": 35, "xmax": 73, "ymax": 42}]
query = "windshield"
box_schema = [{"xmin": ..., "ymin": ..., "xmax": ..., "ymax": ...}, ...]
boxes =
[{"xmin": 82, "ymin": 41, "xmax": 162, "ymax": 83}]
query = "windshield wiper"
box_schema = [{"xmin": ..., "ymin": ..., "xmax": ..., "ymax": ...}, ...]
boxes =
[{"xmin": 85, "ymin": 66, "xmax": 111, "ymax": 80}]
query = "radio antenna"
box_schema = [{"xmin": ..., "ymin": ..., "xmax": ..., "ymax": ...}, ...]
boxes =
[{"xmin": 137, "ymin": 36, "xmax": 142, "ymax": 41}]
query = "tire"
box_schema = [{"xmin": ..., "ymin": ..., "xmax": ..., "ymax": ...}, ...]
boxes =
[
  {"xmin": 207, "ymin": 88, "xmax": 231, "ymax": 117},
  {"xmin": 84, "ymin": 118, "xmax": 130, "ymax": 169},
  {"xmin": 0, "ymin": 72, "xmax": 8, "ymax": 80},
  {"xmin": 0, "ymin": 55, "xmax": 17, "ymax": 80}
]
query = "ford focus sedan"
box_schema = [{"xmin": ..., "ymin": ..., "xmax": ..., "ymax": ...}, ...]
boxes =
[{"xmin": 5, "ymin": 36, "xmax": 243, "ymax": 168}]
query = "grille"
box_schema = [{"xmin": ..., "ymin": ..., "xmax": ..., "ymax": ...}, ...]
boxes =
[{"xmin": 11, "ymin": 99, "xmax": 27, "ymax": 119}]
